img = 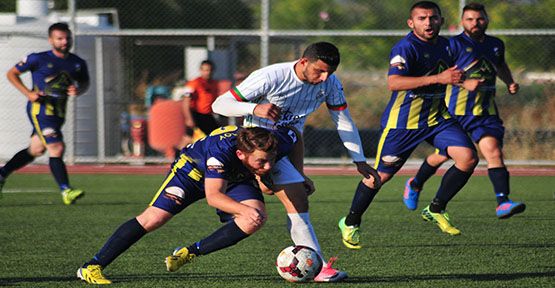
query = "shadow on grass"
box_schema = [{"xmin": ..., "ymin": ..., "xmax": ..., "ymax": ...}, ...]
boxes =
[
  {"xmin": 2, "ymin": 270, "xmax": 554, "ymax": 285},
  {"xmin": 347, "ymin": 270, "xmax": 555, "ymax": 283},
  {"xmin": 0, "ymin": 273, "xmax": 279, "ymax": 286}
]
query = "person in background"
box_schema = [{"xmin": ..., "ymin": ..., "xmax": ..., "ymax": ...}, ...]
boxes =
[{"xmin": 0, "ymin": 22, "xmax": 89, "ymax": 204}]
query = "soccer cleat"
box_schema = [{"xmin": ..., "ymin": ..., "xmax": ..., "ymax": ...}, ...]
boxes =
[
  {"xmin": 421, "ymin": 205, "xmax": 461, "ymax": 236},
  {"xmin": 496, "ymin": 200, "xmax": 526, "ymax": 219},
  {"xmin": 165, "ymin": 247, "xmax": 196, "ymax": 272},
  {"xmin": 338, "ymin": 217, "xmax": 361, "ymax": 250},
  {"xmin": 403, "ymin": 177, "xmax": 420, "ymax": 210},
  {"xmin": 313, "ymin": 257, "xmax": 348, "ymax": 282},
  {"xmin": 77, "ymin": 264, "xmax": 112, "ymax": 285},
  {"xmin": 62, "ymin": 188, "xmax": 85, "ymax": 205}
]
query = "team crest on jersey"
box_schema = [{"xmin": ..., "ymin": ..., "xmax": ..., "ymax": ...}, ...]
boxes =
[
  {"xmin": 464, "ymin": 57, "xmax": 496, "ymax": 83},
  {"xmin": 47, "ymin": 63, "xmax": 53, "ymax": 68},
  {"xmin": 466, "ymin": 47, "xmax": 473, "ymax": 53},
  {"xmin": 381, "ymin": 155, "xmax": 401, "ymax": 167},
  {"xmin": 207, "ymin": 157, "xmax": 225, "ymax": 173},
  {"xmin": 75, "ymin": 63, "xmax": 81, "ymax": 71},
  {"xmin": 317, "ymin": 89, "xmax": 326, "ymax": 98},
  {"xmin": 163, "ymin": 186, "xmax": 185, "ymax": 205},
  {"xmin": 493, "ymin": 47, "xmax": 500, "ymax": 57},
  {"xmin": 390, "ymin": 55, "xmax": 406, "ymax": 70}
]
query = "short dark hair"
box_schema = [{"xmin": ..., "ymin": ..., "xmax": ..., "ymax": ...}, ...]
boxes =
[
  {"xmin": 302, "ymin": 42, "xmax": 340, "ymax": 67},
  {"xmin": 237, "ymin": 127, "xmax": 278, "ymax": 155},
  {"xmin": 48, "ymin": 22, "xmax": 71, "ymax": 36},
  {"xmin": 410, "ymin": 1, "xmax": 442, "ymax": 17},
  {"xmin": 201, "ymin": 60, "xmax": 214, "ymax": 68},
  {"xmin": 463, "ymin": 2, "xmax": 488, "ymax": 18}
]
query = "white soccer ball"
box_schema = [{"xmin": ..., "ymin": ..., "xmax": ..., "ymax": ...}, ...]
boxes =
[{"xmin": 275, "ymin": 245, "xmax": 323, "ymax": 282}]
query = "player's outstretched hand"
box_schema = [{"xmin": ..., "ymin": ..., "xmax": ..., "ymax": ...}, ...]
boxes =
[
  {"xmin": 508, "ymin": 82, "xmax": 519, "ymax": 94},
  {"xmin": 355, "ymin": 161, "xmax": 382, "ymax": 190},
  {"xmin": 253, "ymin": 103, "xmax": 281, "ymax": 122}
]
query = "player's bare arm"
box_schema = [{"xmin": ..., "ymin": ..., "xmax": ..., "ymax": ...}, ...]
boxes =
[
  {"xmin": 204, "ymin": 177, "xmax": 265, "ymax": 226},
  {"xmin": 181, "ymin": 97, "xmax": 196, "ymax": 128},
  {"xmin": 6, "ymin": 67, "xmax": 41, "ymax": 102},
  {"xmin": 497, "ymin": 61, "xmax": 519, "ymax": 94},
  {"xmin": 387, "ymin": 66, "xmax": 463, "ymax": 91}
]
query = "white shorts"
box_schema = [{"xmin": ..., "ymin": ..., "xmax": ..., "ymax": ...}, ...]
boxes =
[{"xmin": 269, "ymin": 156, "xmax": 305, "ymax": 185}]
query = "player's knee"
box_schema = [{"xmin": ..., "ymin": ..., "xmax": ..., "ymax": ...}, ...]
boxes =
[
  {"xmin": 28, "ymin": 146, "xmax": 45, "ymax": 156},
  {"xmin": 236, "ymin": 215, "xmax": 266, "ymax": 235},
  {"xmin": 459, "ymin": 151, "xmax": 478, "ymax": 171},
  {"xmin": 136, "ymin": 208, "xmax": 173, "ymax": 232}
]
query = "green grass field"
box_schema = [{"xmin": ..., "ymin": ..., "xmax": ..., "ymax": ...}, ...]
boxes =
[{"xmin": 1, "ymin": 173, "xmax": 554, "ymax": 287}]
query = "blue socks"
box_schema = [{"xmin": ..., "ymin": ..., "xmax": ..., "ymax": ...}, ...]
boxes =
[
  {"xmin": 0, "ymin": 148, "xmax": 35, "ymax": 178},
  {"xmin": 430, "ymin": 165, "xmax": 473, "ymax": 212},
  {"xmin": 187, "ymin": 220, "xmax": 249, "ymax": 256},
  {"xmin": 87, "ymin": 218, "xmax": 147, "ymax": 268},
  {"xmin": 49, "ymin": 157, "xmax": 70, "ymax": 191},
  {"xmin": 488, "ymin": 167, "xmax": 510, "ymax": 204},
  {"xmin": 345, "ymin": 181, "xmax": 379, "ymax": 226},
  {"xmin": 412, "ymin": 160, "xmax": 440, "ymax": 190}
]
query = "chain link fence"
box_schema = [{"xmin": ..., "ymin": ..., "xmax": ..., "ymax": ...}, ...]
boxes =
[{"xmin": 0, "ymin": 0, "xmax": 553, "ymax": 164}]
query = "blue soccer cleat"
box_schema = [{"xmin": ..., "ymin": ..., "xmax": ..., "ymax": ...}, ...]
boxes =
[
  {"xmin": 496, "ymin": 200, "xmax": 526, "ymax": 219},
  {"xmin": 403, "ymin": 177, "xmax": 420, "ymax": 210}
]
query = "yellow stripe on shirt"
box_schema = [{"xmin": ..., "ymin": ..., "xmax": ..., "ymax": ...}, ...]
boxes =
[
  {"xmin": 385, "ymin": 91, "xmax": 406, "ymax": 129},
  {"xmin": 407, "ymin": 97, "xmax": 424, "ymax": 129},
  {"xmin": 455, "ymin": 88, "xmax": 468, "ymax": 116}
]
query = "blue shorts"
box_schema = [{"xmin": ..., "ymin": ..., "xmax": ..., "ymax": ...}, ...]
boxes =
[
  {"xmin": 454, "ymin": 115, "xmax": 505, "ymax": 146},
  {"xmin": 149, "ymin": 161, "xmax": 263, "ymax": 223},
  {"xmin": 375, "ymin": 119, "xmax": 475, "ymax": 174},
  {"xmin": 26, "ymin": 101, "xmax": 65, "ymax": 144}
]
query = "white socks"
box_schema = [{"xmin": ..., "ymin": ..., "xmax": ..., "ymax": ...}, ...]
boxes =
[{"xmin": 287, "ymin": 213, "xmax": 324, "ymax": 260}]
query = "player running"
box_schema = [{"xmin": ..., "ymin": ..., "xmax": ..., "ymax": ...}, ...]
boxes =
[
  {"xmin": 339, "ymin": 1, "xmax": 479, "ymax": 249},
  {"xmin": 0, "ymin": 22, "xmax": 89, "ymax": 204},
  {"xmin": 77, "ymin": 126, "xmax": 297, "ymax": 284},
  {"xmin": 403, "ymin": 2, "xmax": 525, "ymax": 219}
]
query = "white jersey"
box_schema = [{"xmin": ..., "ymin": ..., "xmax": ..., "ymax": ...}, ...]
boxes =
[
  {"xmin": 234, "ymin": 61, "xmax": 347, "ymax": 132},
  {"xmin": 212, "ymin": 61, "xmax": 366, "ymax": 162}
]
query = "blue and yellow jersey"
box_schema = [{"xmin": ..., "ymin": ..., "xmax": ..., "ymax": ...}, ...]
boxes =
[
  {"xmin": 381, "ymin": 32, "xmax": 453, "ymax": 130},
  {"xmin": 15, "ymin": 50, "xmax": 89, "ymax": 118},
  {"xmin": 173, "ymin": 126, "xmax": 296, "ymax": 186},
  {"xmin": 445, "ymin": 33, "xmax": 505, "ymax": 116}
]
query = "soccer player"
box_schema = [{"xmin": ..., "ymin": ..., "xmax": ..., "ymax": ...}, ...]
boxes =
[
  {"xmin": 77, "ymin": 126, "xmax": 296, "ymax": 284},
  {"xmin": 338, "ymin": 1, "xmax": 479, "ymax": 248},
  {"xmin": 0, "ymin": 22, "xmax": 89, "ymax": 204},
  {"xmin": 403, "ymin": 3, "xmax": 525, "ymax": 219},
  {"xmin": 212, "ymin": 42, "xmax": 380, "ymax": 282}
]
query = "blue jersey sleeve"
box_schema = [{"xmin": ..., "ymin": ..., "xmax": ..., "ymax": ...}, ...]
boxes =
[
  {"xmin": 14, "ymin": 53, "xmax": 38, "ymax": 73},
  {"xmin": 388, "ymin": 42, "xmax": 413, "ymax": 76}
]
